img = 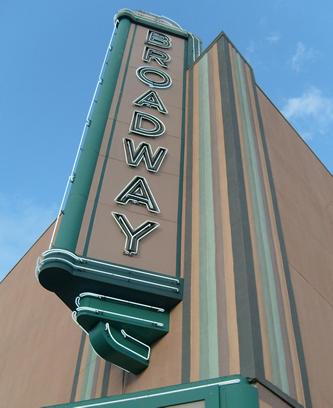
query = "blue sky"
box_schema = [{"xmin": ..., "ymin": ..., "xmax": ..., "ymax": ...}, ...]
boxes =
[{"xmin": 1, "ymin": 0, "xmax": 332, "ymax": 279}]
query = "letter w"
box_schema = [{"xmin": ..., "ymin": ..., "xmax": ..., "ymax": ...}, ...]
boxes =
[{"xmin": 123, "ymin": 138, "xmax": 167, "ymax": 173}]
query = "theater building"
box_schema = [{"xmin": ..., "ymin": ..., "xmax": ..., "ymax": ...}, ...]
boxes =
[{"xmin": 1, "ymin": 9, "xmax": 332, "ymax": 408}]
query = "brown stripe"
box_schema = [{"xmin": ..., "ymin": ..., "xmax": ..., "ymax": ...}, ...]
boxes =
[{"xmin": 106, "ymin": 365, "xmax": 124, "ymax": 396}]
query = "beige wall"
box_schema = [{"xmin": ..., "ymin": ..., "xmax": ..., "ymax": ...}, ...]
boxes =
[
  {"xmin": 0, "ymin": 224, "xmax": 82, "ymax": 408},
  {"xmin": 259, "ymin": 88, "xmax": 333, "ymax": 408},
  {"xmin": 258, "ymin": 384, "xmax": 293, "ymax": 408}
]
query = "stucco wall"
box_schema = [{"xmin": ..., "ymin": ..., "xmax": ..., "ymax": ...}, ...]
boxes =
[{"xmin": 259, "ymin": 88, "xmax": 333, "ymax": 408}]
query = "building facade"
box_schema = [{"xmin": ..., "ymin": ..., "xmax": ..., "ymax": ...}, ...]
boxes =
[{"xmin": 1, "ymin": 9, "xmax": 333, "ymax": 408}]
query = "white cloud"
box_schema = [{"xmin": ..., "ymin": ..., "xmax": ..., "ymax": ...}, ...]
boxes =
[
  {"xmin": 0, "ymin": 195, "xmax": 57, "ymax": 280},
  {"xmin": 246, "ymin": 41, "xmax": 256, "ymax": 54},
  {"xmin": 266, "ymin": 33, "xmax": 280, "ymax": 44},
  {"xmin": 282, "ymin": 87, "xmax": 333, "ymax": 139},
  {"xmin": 291, "ymin": 41, "xmax": 317, "ymax": 72}
]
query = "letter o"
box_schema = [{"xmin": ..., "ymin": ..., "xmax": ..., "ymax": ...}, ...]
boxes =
[{"xmin": 136, "ymin": 66, "xmax": 172, "ymax": 89}]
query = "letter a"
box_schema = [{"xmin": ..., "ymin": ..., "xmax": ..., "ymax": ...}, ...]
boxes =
[
  {"xmin": 112, "ymin": 212, "xmax": 159, "ymax": 255},
  {"xmin": 115, "ymin": 175, "xmax": 160, "ymax": 213},
  {"xmin": 133, "ymin": 90, "xmax": 168, "ymax": 114},
  {"xmin": 123, "ymin": 138, "xmax": 167, "ymax": 173}
]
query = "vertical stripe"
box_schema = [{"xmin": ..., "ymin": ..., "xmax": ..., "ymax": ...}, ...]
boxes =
[
  {"xmin": 100, "ymin": 362, "xmax": 112, "ymax": 397},
  {"xmin": 190, "ymin": 64, "xmax": 200, "ymax": 381},
  {"xmin": 75, "ymin": 330, "xmax": 93, "ymax": 398},
  {"xmin": 182, "ymin": 69, "xmax": 193, "ymax": 383},
  {"xmin": 70, "ymin": 332, "xmax": 86, "ymax": 402},
  {"xmin": 208, "ymin": 48, "xmax": 229, "ymax": 375},
  {"xmin": 80, "ymin": 347, "xmax": 99, "ymax": 400},
  {"xmin": 211, "ymin": 45, "xmax": 240, "ymax": 375},
  {"xmin": 198, "ymin": 54, "xmax": 219, "ymax": 379}
]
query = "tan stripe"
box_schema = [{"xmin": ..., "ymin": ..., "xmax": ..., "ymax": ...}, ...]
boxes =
[
  {"xmin": 190, "ymin": 63, "xmax": 200, "ymax": 382},
  {"xmin": 180, "ymin": 70, "xmax": 190, "ymax": 279},
  {"xmin": 125, "ymin": 303, "xmax": 183, "ymax": 393},
  {"xmin": 107, "ymin": 365, "xmax": 124, "ymax": 396},
  {"xmin": 212, "ymin": 44, "xmax": 240, "ymax": 374}
]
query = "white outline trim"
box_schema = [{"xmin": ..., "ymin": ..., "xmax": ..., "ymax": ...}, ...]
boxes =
[
  {"xmin": 69, "ymin": 378, "xmax": 241, "ymax": 407},
  {"xmin": 77, "ymin": 292, "xmax": 165, "ymax": 312},
  {"xmin": 132, "ymin": 89, "xmax": 168, "ymax": 114},
  {"xmin": 145, "ymin": 29, "xmax": 172, "ymax": 49},
  {"xmin": 72, "ymin": 311, "xmax": 89, "ymax": 335},
  {"xmin": 112, "ymin": 212, "xmax": 160, "ymax": 255},
  {"xmin": 72, "ymin": 311, "xmax": 132, "ymax": 373},
  {"xmin": 76, "ymin": 306, "xmax": 165, "ymax": 328},
  {"xmin": 121, "ymin": 329, "xmax": 151, "ymax": 359},
  {"xmin": 129, "ymin": 109, "xmax": 166, "ymax": 138},
  {"xmin": 123, "ymin": 138, "xmax": 168, "ymax": 173},
  {"xmin": 136, "ymin": 66, "xmax": 172, "ymax": 89},
  {"xmin": 106, "ymin": 323, "xmax": 150, "ymax": 361},
  {"xmin": 37, "ymin": 256, "xmax": 179, "ymax": 292},
  {"xmin": 114, "ymin": 175, "xmax": 160, "ymax": 213},
  {"xmin": 142, "ymin": 46, "xmax": 171, "ymax": 69},
  {"xmin": 39, "ymin": 248, "xmax": 180, "ymax": 283}
]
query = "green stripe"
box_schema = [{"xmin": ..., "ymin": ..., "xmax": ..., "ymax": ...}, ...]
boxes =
[
  {"xmin": 83, "ymin": 25, "xmax": 137, "ymax": 256},
  {"xmin": 234, "ymin": 52, "xmax": 289, "ymax": 393},
  {"xmin": 54, "ymin": 18, "xmax": 131, "ymax": 251},
  {"xmin": 81, "ymin": 347, "xmax": 98, "ymax": 401},
  {"xmin": 198, "ymin": 55, "xmax": 219, "ymax": 379}
]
